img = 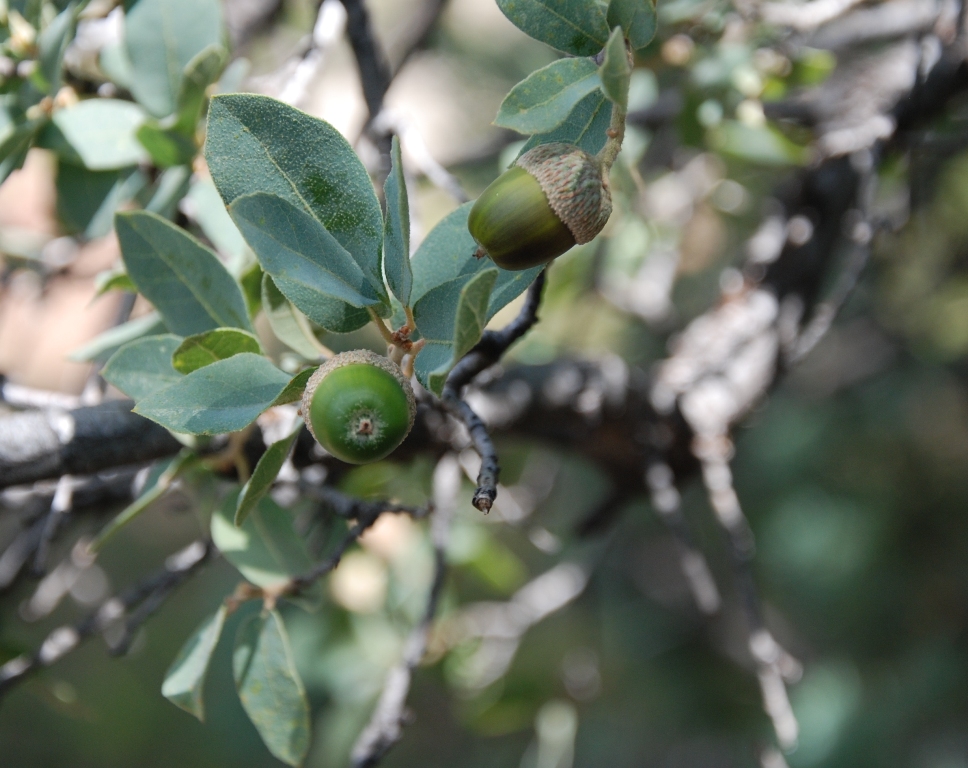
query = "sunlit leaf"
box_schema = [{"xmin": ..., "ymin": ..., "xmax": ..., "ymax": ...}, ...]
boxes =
[
  {"xmin": 233, "ymin": 610, "xmax": 310, "ymax": 767},
  {"xmin": 171, "ymin": 329, "xmax": 263, "ymax": 374},
  {"xmin": 134, "ymin": 353, "xmax": 291, "ymax": 434},
  {"xmin": 162, "ymin": 606, "xmax": 227, "ymax": 721},
  {"xmin": 496, "ymin": 58, "xmax": 602, "ymax": 135}
]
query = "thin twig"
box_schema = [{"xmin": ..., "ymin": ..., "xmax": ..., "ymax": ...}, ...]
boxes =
[
  {"xmin": 441, "ymin": 270, "xmax": 546, "ymax": 512},
  {"xmin": 0, "ymin": 540, "xmax": 214, "ymax": 698},
  {"xmin": 350, "ymin": 454, "xmax": 458, "ymax": 767},
  {"xmin": 645, "ymin": 462, "xmax": 721, "ymax": 615}
]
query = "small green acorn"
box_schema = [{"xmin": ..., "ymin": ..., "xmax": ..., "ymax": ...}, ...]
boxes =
[
  {"xmin": 468, "ymin": 142, "xmax": 612, "ymax": 271},
  {"xmin": 301, "ymin": 350, "xmax": 416, "ymax": 465}
]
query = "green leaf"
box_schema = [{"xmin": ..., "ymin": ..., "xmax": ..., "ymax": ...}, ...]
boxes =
[
  {"xmin": 236, "ymin": 422, "xmax": 302, "ymax": 526},
  {"xmin": 171, "ymin": 329, "xmax": 263, "ymax": 374},
  {"xmin": 173, "ymin": 44, "xmax": 227, "ymax": 134},
  {"xmin": 145, "ymin": 165, "xmax": 193, "ymax": 219},
  {"xmin": 89, "ymin": 450, "xmax": 195, "ymax": 551},
  {"xmin": 136, "ymin": 123, "xmax": 197, "ymax": 168},
  {"xmin": 233, "ymin": 610, "xmax": 311, "ymax": 767},
  {"xmin": 410, "ymin": 202, "xmax": 544, "ymax": 320},
  {"xmin": 241, "ymin": 264, "xmax": 263, "ymax": 317},
  {"xmin": 49, "ymin": 100, "xmax": 148, "ymax": 170},
  {"xmin": 229, "ymin": 193, "xmax": 387, "ymax": 329},
  {"xmin": 94, "ymin": 268, "xmax": 138, "ymax": 296},
  {"xmin": 383, "ymin": 135, "xmax": 412, "ymax": 306},
  {"xmin": 212, "ymin": 491, "xmax": 314, "ymax": 589},
  {"xmin": 496, "ymin": 0, "xmax": 610, "ymax": 56},
  {"xmin": 186, "ymin": 177, "xmax": 248, "ymax": 271},
  {"xmin": 606, "ymin": 0, "xmax": 656, "ymax": 51},
  {"xmin": 0, "ymin": 120, "xmax": 45, "ymax": 184},
  {"xmin": 125, "ymin": 0, "xmax": 224, "ymax": 117},
  {"xmin": 116, "ymin": 210, "xmax": 253, "ymax": 336},
  {"xmin": 56, "ymin": 165, "xmax": 147, "ymax": 239},
  {"xmin": 205, "ymin": 94, "xmax": 384, "ymax": 298},
  {"xmin": 68, "ymin": 312, "xmax": 166, "ymax": 363},
  {"xmin": 99, "ymin": 42, "xmax": 134, "ymax": 91},
  {"xmin": 162, "ymin": 606, "xmax": 227, "ymax": 721},
  {"xmin": 134, "ymin": 353, "xmax": 291, "ymax": 434},
  {"xmin": 102, "ymin": 333, "xmax": 183, "ymax": 400},
  {"xmin": 599, "ymin": 27, "xmax": 631, "ymax": 108},
  {"xmin": 495, "ymin": 57, "xmax": 602, "ymax": 135},
  {"xmin": 261, "ymin": 274, "xmax": 324, "ymax": 360},
  {"xmin": 272, "ymin": 367, "xmax": 316, "ymax": 407},
  {"xmin": 519, "ymin": 89, "xmax": 611, "ymax": 157},
  {"xmin": 37, "ymin": 3, "xmax": 78, "ymax": 94},
  {"xmin": 413, "ymin": 268, "xmax": 498, "ymax": 394}
]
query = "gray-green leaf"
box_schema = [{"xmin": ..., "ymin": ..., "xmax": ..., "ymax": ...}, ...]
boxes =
[
  {"xmin": 413, "ymin": 268, "xmax": 498, "ymax": 394},
  {"xmin": 134, "ymin": 353, "xmax": 291, "ymax": 434},
  {"xmin": 599, "ymin": 27, "xmax": 631, "ymax": 108},
  {"xmin": 233, "ymin": 610, "xmax": 311, "ymax": 767},
  {"xmin": 606, "ymin": 0, "xmax": 657, "ymax": 51},
  {"xmin": 383, "ymin": 135, "xmax": 412, "ymax": 306},
  {"xmin": 229, "ymin": 192, "xmax": 386, "ymax": 325},
  {"xmin": 495, "ymin": 57, "xmax": 602, "ymax": 135},
  {"xmin": 173, "ymin": 44, "xmax": 227, "ymax": 134},
  {"xmin": 236, "ymin": 422, "xmax": 302, "ymax": 526},
  {"xmin": 51, "ymin": 100, "xmax": 149, "ymax": 170},
  {"xmin": 171, "ymin": 329, "xmax": 263, "ymax": 374},
  {"xmin": 261, "ymin": 275, "xmax": 324, "ymax": 360},
  {"xmin": 496, "ymin": 0, "xmax": 610, "ymax": 56},
  {"xmin": 205, "ymin": 94, "xmax": 384, "ymax": 295},
  {"xmin": 37, "ymin": 3, "xmax": 78, "ymax": 94},
  {"xmin": 212, "ymin": 491, "xmax": 314, "ymax": 589},
  {"xmin": 272, "ymin": 367, "xmax": 316, "ymax": 407},
  {"xmin": 69, "ymin": 312, "xmax": 166, "ymax": 364},
  {"xmin": 410, "ymin": 202, "xmax": 543, "ymax": 320},
  {"xmin": 519, "ymin": 89, "xmax": 611, "ymax": 157},
  {"xmin": 162, "ymin": 605, "xmax": 227, "ymax": 721},
  {"xmin": 125, "ymin": 0, "xmax": 224, "ymax": 117},
  {"xmin": 102, "ymin": 333, "xmax": 183, "ymax": 400},
  {"xmin": 116, "ymin": 210, "xmax": 253, "ymax": 336}
]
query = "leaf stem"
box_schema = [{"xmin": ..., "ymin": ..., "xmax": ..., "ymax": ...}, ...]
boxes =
[
  {"xmin": 368, "ymin": 307, "xmax": 397, "ymax": 347},
  {"xmin": 597, "ymin": 99, "xmax": 627, "ymax": 173}
]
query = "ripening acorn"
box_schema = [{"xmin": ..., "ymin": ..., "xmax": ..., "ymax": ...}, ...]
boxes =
[
  {"xmin": 468, "ymin": 142, "xmax": 612, "ymax": 271},
  {"xmin": 301, "ymin": 350, "xmax": 416, "ymax": 465}
]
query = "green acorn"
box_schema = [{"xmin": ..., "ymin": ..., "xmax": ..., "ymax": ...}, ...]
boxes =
[
  {"xmin": 468, "ymin": 142, "xmax": 612, "ymax": 271},
  {"xmin": 301, "ymin": 350, "xmax": 416, "ymax": 465}
]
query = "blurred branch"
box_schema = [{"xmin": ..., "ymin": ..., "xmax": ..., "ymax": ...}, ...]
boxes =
[
  {"xmin": 0, "ymin": 399, "xmax": 181, "ymax": 490},
  {"xmin": 760, "ymin": 0, "xmax": 866, "ymax": 32},
  {"xmin": 0, "ymin": 540, "xmax": 213, "ymax": 699},
  {"xmin": 284, "ymin": 495, "xmax": 430, "ymax": 596},
  {"xmin": 350, "ymin": 455, "xmax": 458, "ymax": 767},
  {"xmin": 339, "ymin": 0, "xmax": 392, "ymax": 124},
  {"xmin": 441, "ymin": 270, "xmax": 546, "ymax": 512}
]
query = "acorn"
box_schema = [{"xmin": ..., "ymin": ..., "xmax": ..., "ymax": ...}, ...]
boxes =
[
  {"xmin": 468, "ymin": 142, "xmax": 612, "ymax": 271},
  {"xmin": 300, "ymin": 350, "xmax": 416, "ymax": 465}
]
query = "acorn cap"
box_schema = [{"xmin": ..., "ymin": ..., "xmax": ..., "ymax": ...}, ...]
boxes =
[
  {"xmin": 301, "ymin": 349, "xmax": 416, "ymax": 449},
  {"xmin": 515, "ymin": 142, "xmax": 612, "ymax": 245}
]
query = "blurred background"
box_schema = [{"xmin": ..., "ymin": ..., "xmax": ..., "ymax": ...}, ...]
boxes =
[{"xmin": 3, "ymin": 0, "xmax": 968, "ymax": 766}]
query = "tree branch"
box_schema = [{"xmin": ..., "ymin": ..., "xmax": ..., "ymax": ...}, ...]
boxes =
[
  {"xmin": 441, "ymin": 269, "xmax": 547, "ymax": 512},
  {"xmin": 0, "ymin": 540, "xmax": 214, "ymax": 699}
]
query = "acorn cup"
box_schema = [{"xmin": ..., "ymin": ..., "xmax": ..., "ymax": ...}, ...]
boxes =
[
  {"xmin": 468, "ymin": 142, "xmax": 612, "ymax": 271},
  {"xmin": 301, "ymin": 350, "xmax": 416, "ymax": 465}
]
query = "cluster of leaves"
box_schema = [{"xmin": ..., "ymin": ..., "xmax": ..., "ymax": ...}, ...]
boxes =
[{"xmin": 2, "ymin": 0, "xmax": 659, "ymax": 764}]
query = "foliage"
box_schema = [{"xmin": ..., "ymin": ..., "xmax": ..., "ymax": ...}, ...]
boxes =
[{"xmin": 4, "ymin": 0, "xmax": 968, "ymax": 767}]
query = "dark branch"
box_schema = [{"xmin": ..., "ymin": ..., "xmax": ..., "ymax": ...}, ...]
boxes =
[
  {"xmin": 0, "ymin": 400, "xmax": 181, "ymax": 490},
  {"xmin": 441, "ymin": 269, "xmax": 547, "ymax": 512},
  {"xmin": 339, "ymin": 0, "xmax": 392, "ymax": 123}
]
